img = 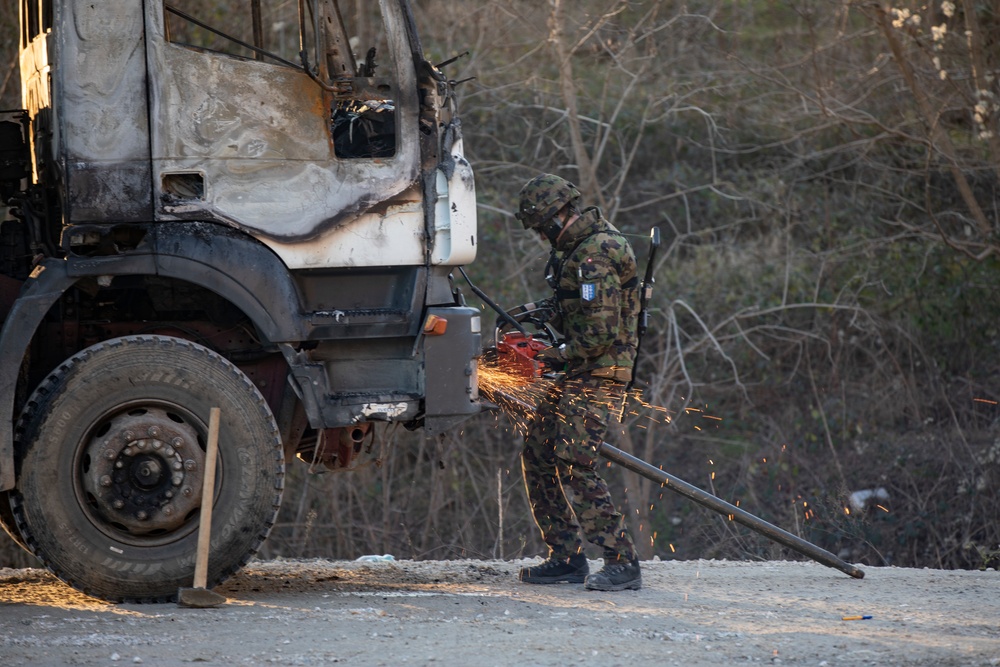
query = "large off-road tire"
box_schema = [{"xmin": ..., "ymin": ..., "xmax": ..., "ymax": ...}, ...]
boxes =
[{"xmin": 10, "ymin": 335, "xmax": 284, "ymax": 602}]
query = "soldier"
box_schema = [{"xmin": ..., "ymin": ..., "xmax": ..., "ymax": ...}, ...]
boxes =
[{"xmin": 513, "ymin": 174, "xmax": 642, "ymax": 591}]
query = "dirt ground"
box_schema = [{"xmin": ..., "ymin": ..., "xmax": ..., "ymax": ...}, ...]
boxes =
[{"xmin": 0, "ymin": 558, "xmax": 997, "ymax": 666}]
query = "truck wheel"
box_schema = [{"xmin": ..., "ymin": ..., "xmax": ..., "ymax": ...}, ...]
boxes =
[{"xmin": 10, "ymin": 335, "xmax": 284, "ymax": 602}]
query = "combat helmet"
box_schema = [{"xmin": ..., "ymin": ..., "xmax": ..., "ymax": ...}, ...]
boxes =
[{"xmin": 516, "ymin": 174, "xmax": 581, "ymax": 243}]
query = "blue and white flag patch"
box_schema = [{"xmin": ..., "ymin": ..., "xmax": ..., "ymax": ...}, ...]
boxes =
[{"xmin": 580, "ymin": 283, "xmax": 596, "ymax": 301}]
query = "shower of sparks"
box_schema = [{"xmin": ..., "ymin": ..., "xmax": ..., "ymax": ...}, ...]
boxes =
[
  {"xmin": 477, "ymin": 357, "xmax": 710, "ymax": 435},
  {"xmin": 477, "ymin": 361, "xmax": 557, "ymax": 432}
]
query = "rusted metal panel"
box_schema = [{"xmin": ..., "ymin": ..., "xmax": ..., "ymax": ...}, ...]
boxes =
[
  {"xmin": 55, "ymin": 0, "xmax": 153, "ymax": 221},
  {"xmin": 41, "ymin": 0, "xmax": 476, "ymax": 269},
  {"xmin": 144, "ymin": 0, "xmax": 426, "ymax": 270}
]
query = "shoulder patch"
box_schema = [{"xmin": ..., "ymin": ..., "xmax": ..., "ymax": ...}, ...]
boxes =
[{"xmin": 580, "ymin": 283, "xmax": 597, "ymax": 301}]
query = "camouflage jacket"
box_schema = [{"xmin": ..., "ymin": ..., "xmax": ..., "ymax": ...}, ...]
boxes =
[{"xmin": 546, "ymin": 209, "xmax": 639, "ymax": 378}]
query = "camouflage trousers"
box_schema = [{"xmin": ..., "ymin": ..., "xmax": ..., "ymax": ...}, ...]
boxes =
[{"xmin": 521, "ymin": 373, "xmax": 638, "ymax": 561}]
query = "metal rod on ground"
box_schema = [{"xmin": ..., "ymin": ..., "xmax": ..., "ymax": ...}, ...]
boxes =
[
  {"xmin": 598, "ymin": 442, "xmax": 865, "ymax": 580},
  {"xmin": 178, "ymin": 407, "xmax": 227, "ymax": 607}
]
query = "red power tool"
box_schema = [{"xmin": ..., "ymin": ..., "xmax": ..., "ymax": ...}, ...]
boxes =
[{"xmin": 493, "ymin": 330, "xmax": 550, "ymax": 380}]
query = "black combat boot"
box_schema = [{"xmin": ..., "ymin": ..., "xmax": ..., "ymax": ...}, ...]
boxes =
[
  {"xmin": 584, "ymin": 557, "xmax": 641, "ymax": 591},
  {"xmin": 518, "ymin": 553, "xmax": 589, "ymax": 584}
]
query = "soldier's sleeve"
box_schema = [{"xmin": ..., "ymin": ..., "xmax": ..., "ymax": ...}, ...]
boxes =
[{"xmin": 564, "ymin": 255, "xmax": 621, "ymax": 360}]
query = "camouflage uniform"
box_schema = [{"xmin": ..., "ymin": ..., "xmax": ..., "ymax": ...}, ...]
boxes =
[{"xmin": 522, "ymin": 208, "xmax": 640, "ymax": 562}]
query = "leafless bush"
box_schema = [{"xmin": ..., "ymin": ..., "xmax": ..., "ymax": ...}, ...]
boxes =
[{"xmin": 1, "ymin": 1, "xmax": 998, "ymax": 570}]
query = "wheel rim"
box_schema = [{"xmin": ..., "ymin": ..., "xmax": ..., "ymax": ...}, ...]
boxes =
[{"xmin": 77, "ymin": 404, "xmax": 213, "ymax": 545}]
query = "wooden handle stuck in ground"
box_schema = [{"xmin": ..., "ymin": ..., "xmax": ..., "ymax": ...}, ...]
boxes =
[{"xmin": 193, "ymin": 407, "xmax": 221, "ymax": 590}]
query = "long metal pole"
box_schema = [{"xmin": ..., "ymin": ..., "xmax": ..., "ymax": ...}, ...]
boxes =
[{"xmin": 598, "ymin": 442, "xmax": 865, "ymax": 579}]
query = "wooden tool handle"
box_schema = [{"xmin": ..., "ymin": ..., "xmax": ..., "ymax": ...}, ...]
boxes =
[{"xmin": 193, "ymin": 407, "xmax": 221, "ymax": 589}]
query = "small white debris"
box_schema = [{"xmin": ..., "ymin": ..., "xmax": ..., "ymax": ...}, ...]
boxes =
[{"xmin": 848, "ymin": 488, "xmax": 889, "ymax": 512}]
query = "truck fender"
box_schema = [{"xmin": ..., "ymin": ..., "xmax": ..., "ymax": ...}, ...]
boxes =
[
  {"xmin": 0, "ymin": 224, "xmax": 309, "ymax": 491},
  {"xmin": 0, "ymin": 260, "xmax": 76, "ymax": 490},
  {"xmin": 64, "ymin": 224, "xmax": 308, "ymax": 343}
]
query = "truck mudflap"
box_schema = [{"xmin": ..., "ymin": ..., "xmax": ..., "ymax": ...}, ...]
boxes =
[{"xmin": 422, "ymin": 306, "xmax": 482, "ymax": 435}]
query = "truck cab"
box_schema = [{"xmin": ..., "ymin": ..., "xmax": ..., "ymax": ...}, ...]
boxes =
[{"xmin": 0, "ymin": 0, "xmax": 482, "ymax": 601}]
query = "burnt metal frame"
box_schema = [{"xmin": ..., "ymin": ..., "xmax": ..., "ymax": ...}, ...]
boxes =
[{"xmin": 163, "ymin": 3, "xmax": 299, "ymax": 68}]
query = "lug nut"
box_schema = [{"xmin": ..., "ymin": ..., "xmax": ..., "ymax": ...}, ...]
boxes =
[
  {"xmin": 172, "ymin": 474, "xmax": 183, "ymax": 486},
  {"xmin": 122, "ymin": 430, "xmax": 135, "ymax": 441},
  {"xmin": 182, "ymin": 486, "xmax": 192, "ymax": 497},
  {"xmin": 172, "ymin": 437, "xmax": 184, "ymax": 448},
  {"xmin": 136, "ymin": 511, "xmax": 147, "ymax": 521},
  {"xmin": 100, "ymin": 475, "xmax": 112, "ymax": 487},
  {"xmin": 112, "ymin": 499, "xmax": 124, "ymax": 509},
  {"xmin": 184, "ymin": 459, "xmax": 197, "ymax": 471},
  {"xmin": 148, "ymin": 426, "xmax": 161, "ymax": 437},
  {"xmin": 162, "ymin": 507, "xmax": 173, "ymax": 516},
  {"xmin": 103, "ymin": 449, "xmax": 116, "ymax": 460}
]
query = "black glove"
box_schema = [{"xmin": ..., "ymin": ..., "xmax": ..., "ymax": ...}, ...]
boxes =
[{"xmin": 535, "ymin": 344, "xmax": 567, "ymax": 371}]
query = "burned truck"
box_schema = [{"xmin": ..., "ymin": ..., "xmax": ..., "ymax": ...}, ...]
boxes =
[{"xmin": 0, "ymin": 0, "xmax": 483, "ymax": 601}]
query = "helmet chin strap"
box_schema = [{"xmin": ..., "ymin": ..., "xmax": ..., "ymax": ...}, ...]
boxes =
[
  {"xmin": 539, "ymin": 206, "xmax": 580, "ymax": 245},
  {"xmin": 539, "ymin": 216, "xmax": 565, "ymax": 244}
]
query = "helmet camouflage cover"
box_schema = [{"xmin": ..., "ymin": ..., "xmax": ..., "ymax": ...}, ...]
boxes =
[{"xmin": 516, "ymin": 174, "xmax": 581, "ymax": 231}]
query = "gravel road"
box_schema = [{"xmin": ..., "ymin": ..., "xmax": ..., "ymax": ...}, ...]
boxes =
[{"xmin": 1, "ymin": 558, "xmax": 998, "ymax": 666}]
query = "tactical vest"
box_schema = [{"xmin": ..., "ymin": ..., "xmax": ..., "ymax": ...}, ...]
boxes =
[{"xmin": 550, "ymin": 210, "xmax": 639, "ymax": 377}]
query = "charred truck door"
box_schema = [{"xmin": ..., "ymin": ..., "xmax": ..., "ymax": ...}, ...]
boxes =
[{"xmin": 0, "ymin": 0, "xmax": 481, "ymax": 602}]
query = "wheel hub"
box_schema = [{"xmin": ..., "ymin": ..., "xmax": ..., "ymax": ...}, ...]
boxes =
[{"xmin": 82, "ymin": 408, "xmax": 206, "ymax": 535}]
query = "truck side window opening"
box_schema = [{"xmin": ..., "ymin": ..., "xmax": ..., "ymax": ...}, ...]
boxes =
[
  {"xmin": 325, "ymin": 5, "xmax": 397, "ymax": 159},
  {"xmin": 164, "ymin": 1, "xmax": 303, "ymax": 66},
  {"xmin": 163, "ymin": 1, "xmax": 398, "ymax": 159},
  {"xmin": 332, "ymin": 97, "xmax": 396, "ymax": 159}
]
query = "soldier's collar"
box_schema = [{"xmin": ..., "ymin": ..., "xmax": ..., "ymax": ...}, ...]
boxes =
[{"xmin": 554, "ymin": 208, "xmax": 603, "ymax": 252}]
